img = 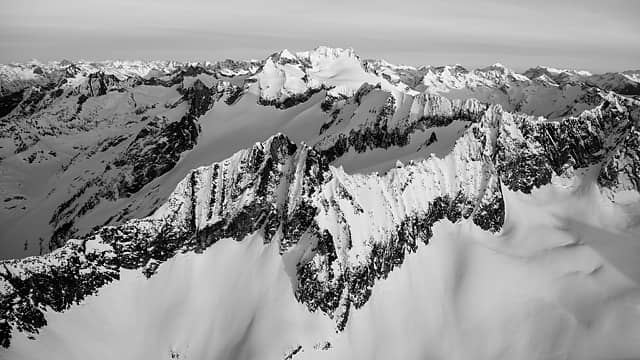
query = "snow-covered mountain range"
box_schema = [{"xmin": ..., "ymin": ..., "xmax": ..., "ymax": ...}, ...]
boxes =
[{"xmin": 1, "ymin": 47, "xmax": 640, "ymax": 359}]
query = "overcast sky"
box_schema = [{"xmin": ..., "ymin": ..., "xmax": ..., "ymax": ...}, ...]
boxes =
[{"xmin": 1, "ymin": 0, "xmax": 639, "ymax": 72}]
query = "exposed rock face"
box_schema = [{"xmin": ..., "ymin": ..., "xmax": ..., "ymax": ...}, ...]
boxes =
[
  {"xmin": 114, "ymin": 78, "xmax": 217, "ymax": 196},
  {"xmin": 0, "ymin": 90, "xmax": 24, "ymax": 118},
  {"xmin": 598, "ymin": 125, "xmax": 640, "ymax": 194},
  {"xmin": 495, "ymin": 96, "xmax": 637, "ymax": 193},
  {"xmin": 79, "ymin": 72, "xmax": 123, "ymax": 97},
  {"xmin": 2, "ymin": 92, "xmax": 638, "ymax": 347},
  {"xmin": 257, "ymin": 86, "xmax": 325, "ymax": 109}
]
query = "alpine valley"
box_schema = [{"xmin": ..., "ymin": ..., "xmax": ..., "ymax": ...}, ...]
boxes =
[{"xmin": 1, "ymin": 47, "xmax": 640, "ymax": 360}]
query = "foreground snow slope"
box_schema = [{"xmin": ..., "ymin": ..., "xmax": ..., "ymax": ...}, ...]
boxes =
[
  {"xmin": 5, "ymin": 234, "xmax": 334, "ymax": 360},
  {"xmin": 5, "ymin": 175, "xmax": 640, "ymax": 360},
  {"xmin": 307, "ymin": 194, "xmax": 640, "ymax": 360}
]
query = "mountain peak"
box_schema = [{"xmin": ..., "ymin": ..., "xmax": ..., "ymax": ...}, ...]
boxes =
[
  {"xmin": 296, "ymin": 46, "xmax": 359, "ymax": 65},
  {"xmin": 478, "ymin": 62, "xmax": 515, "ymax": 74},
  {"xmin": 279, "ymin": 48, "xmax": 297, "ymax": 60}
]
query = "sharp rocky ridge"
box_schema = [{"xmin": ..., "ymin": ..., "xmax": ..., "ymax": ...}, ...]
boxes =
[{"xmin": 1, "ymin": 83, "xmax": 639, "ymax": 347}]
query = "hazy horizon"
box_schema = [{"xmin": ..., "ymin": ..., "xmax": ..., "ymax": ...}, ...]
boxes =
[{"xmin": 1, "ymin": 0, "xmax": 639, "ymax": 72}]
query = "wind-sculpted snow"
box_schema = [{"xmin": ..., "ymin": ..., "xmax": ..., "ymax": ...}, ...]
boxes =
[{"xmin": 2, "ymin": 92, "xmax": 639, "ymax": 348}]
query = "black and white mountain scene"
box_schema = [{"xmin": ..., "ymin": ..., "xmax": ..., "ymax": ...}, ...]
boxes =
[{"xmin": 1, "ymin": 1, "xmax": 640, "ymax": 359}]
